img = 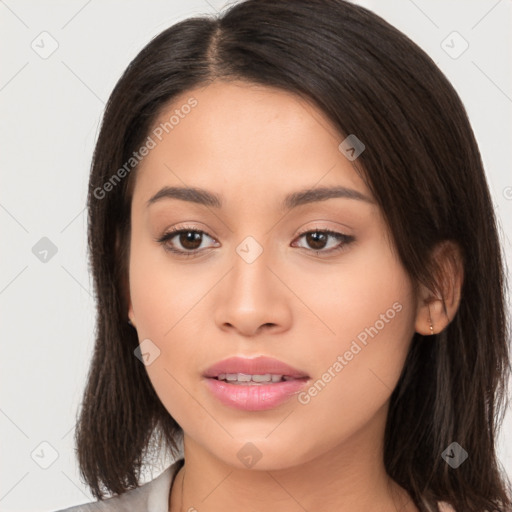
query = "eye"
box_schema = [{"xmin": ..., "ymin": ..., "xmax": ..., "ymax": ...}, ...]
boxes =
[
  {"xmin": 155, "ymin": 226, "xmax": 219, "ymax": 257},
  {"xmin": 292, "ymin": 229, "xmax": 355, "ymax": 255},
  {"xmin": 155, "ymin": 226, "xmax": 355, "ymax": 258}
]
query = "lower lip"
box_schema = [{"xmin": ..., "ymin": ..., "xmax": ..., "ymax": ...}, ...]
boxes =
[{"xmin": 204, "ymin": 377, "xmax": 309, "ymax": 411}]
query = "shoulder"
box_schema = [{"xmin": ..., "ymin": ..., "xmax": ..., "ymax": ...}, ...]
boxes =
[{"xmin": 54, "ymin": 459, "xmax": 184, "ymax": 512}]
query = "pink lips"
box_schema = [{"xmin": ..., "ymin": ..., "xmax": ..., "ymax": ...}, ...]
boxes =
[{"xmin": 203, "ymin": 356, "xmax": 310, "ymax": 411}]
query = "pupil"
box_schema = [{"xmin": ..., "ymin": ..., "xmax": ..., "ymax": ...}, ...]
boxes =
[
  {"xmin": 178, "ymin": 231, "xmax": 329, "ymax": 251},
  {"xmin": 180, "ymin": 231, "xmax": 202, "ymax": 250},
  {"xmin": 307, "ymin": 232, "xmax": 327, "ymax": 250}
]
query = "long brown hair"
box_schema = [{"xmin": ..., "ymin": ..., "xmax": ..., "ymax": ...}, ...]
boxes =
[{"xmin": 76, "ymin": 1, "xmax": 511, "ymax": 510}]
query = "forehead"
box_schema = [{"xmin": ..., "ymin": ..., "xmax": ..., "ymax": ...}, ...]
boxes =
[
  {"xmin": 152, "ymin": 79, "xmax": 332, "ymax": 133},
  {"xmin": 132, "ymin": 80, "xmax": 369, "ymax": 207}
]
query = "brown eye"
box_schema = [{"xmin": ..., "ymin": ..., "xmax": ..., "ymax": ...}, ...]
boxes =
[
  {"xmin": 177, "ymin": 231, "xmax": 203, "ymax": 250},
  {"xmin": 304, "ymin": 232, "xmax": 329, "ymax": 250},
  {"xmin": 155, "ymin": 227, "xmax": 354, "ymax": 258},
  {"xmin": 293, "ymin": 229, "xmax": 355, "ymax": 255},
  {"xmin": 156, "ymin": 228, "xmax": 218, "ymax": 256}
]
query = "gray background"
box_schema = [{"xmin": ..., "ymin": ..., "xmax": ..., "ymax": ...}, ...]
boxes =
[{"xmin": 1, "ymin": 0, "xmax": 511, "ymax": 510}]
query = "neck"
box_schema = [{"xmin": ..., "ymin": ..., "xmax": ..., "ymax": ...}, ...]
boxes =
[{"xmin": 169, "ymin": 408, "xmax": 417, "ymax": 512}]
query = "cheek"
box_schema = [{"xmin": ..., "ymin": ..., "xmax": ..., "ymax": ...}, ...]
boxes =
[
  {"xmin": 292, "ymin": 251, "xmax": 417, "ymax": 439},
  {"xmin": 288, "ymin": 237, "xmax": 416, "ymax": 355},
  {"xmin": 288, "ymin": 241, "xmax": 416, "ymax": 408},
  {"xmin": 128, "ymin": 234, "xmax": 213, "ymax": 338},
  {"xmin": 128, "ymin": 235, "xmax": 216, "ymax": 406},
  {"xmin": 295, "ymin": 308, "xmax": 413, "ymax": 456}
]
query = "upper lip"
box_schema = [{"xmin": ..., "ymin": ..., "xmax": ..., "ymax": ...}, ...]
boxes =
[{"xmin": 203, "ymin": 356, "xmax": 309, "ymax": 379}]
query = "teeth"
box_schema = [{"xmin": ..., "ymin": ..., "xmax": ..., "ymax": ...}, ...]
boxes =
[
  {"xmin": 216, "ymin": 373, "xmax": 288, "ymax": 384},
  {"xmin": 252, "ymin": 374, "xmax": 272, "ymax": 382}
]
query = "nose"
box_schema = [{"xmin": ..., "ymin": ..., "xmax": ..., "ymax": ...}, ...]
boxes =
[{"xmin": 214, "ymin": 244, "xmax": 292, "ymax": 337}]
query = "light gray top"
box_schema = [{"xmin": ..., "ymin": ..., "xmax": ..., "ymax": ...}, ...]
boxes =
[
  {"xmin": 55, "ymin": 459, "xmax": 184, "ymax": 512},
  {"xmin": 55, "ymin": 458, "xmax": 455, "ymax": 511}
]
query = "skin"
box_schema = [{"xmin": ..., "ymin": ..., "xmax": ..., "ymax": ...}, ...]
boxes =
[{"xmin": 127, "ymin": 80, "xmax": 462, "ymax": 512}]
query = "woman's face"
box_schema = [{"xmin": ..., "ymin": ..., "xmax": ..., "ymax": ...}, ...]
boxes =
[{"xmin": 128, "ymin": 80, "xmax": 419, "ymax": 470}]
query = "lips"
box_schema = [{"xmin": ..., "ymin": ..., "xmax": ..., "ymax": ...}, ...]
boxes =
[
  {"xmin": 203, "ymin": 356, "xmax": 309, "ymax": 380},
  {"xmin": 202, "ymin": 356, "xmax": 310, "ymax": 411}
]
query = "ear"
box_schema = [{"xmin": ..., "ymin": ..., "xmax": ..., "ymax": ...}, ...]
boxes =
[
  {"xmin": 127, "ymin": 286, "xmax": 136, "ymax": 327},
  {"xmin": 116, "ymin": 228, "xmax": 136, "ymax": 328},
  {"xmin": 415, "ymin": 241, "xmax": 464, "ymax": 336},
  {"xmin": 128, "ymin": 304, "xmax": 136, "ymax": 328}
]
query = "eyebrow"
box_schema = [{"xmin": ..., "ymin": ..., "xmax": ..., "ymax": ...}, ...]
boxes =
[{"xmin": 146, "ymin": 185, "xmax": 373, "ymax": 210}]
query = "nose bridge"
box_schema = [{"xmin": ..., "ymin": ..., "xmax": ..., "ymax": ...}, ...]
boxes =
[
  {"xmin": 213, "ymin": 232, "xmax": 291, "ymax": 334},
  {"xmin": 229, "ymin": 234, "xmax": 274, "ymax": 301}
]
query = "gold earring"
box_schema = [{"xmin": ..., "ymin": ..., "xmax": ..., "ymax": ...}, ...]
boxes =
[{"xmin": 427, "ymin": 305, "xmax": 434, "ymax": 335}]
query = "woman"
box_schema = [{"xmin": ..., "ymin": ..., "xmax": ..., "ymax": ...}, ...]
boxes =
[{"xmin": 56, "ymin": 0, "xmax": 511, "ymax": 510}]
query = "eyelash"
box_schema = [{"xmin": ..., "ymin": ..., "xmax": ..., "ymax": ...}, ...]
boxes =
[{"xmin": 155, "ymin": 226, "xmax": 355, "ymax": 258}]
